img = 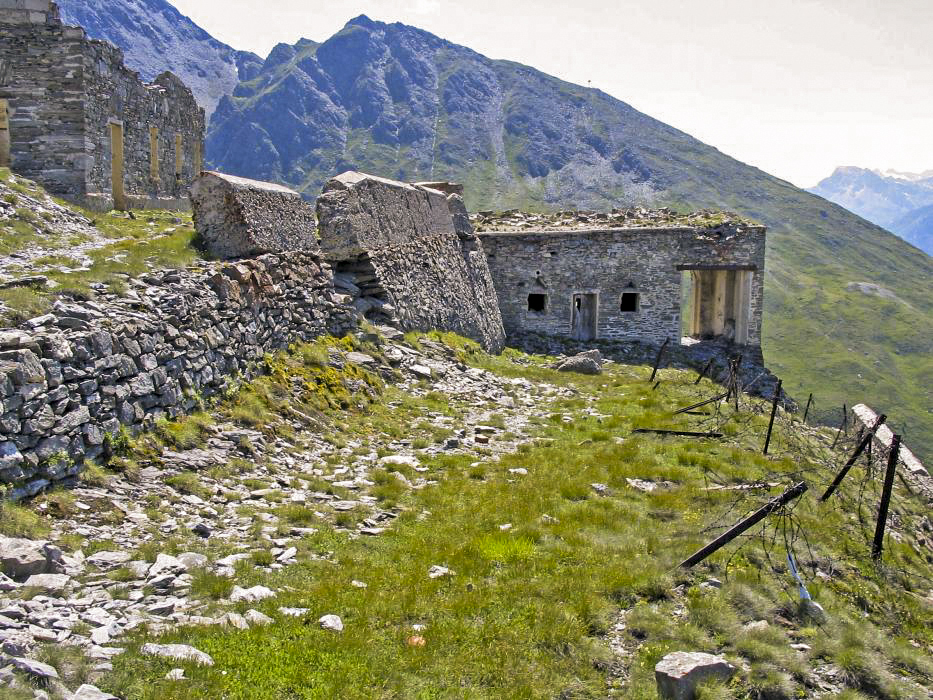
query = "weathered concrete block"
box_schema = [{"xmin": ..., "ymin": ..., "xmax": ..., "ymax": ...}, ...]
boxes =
[
  {"xmin": 317, "ymin": 171, "xmax": 455, "ymax": 259},
  {"xmin": 315, "ymin": 171, "xmax": 505, "ymax": 352},
  {"xmin": 190, "ymin": 172, "xmax": 320, "ymax": 259},
  {"xmin": 655, "ymin": 651, "xmax": 737, "ymax": 700}
]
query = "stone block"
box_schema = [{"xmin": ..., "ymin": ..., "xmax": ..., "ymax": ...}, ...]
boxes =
[
  {"xmin": 190, "ymin": 172, "xmax": 319, "ymax": 259},
  {"xmin": 655, "ymin": 651, "xmax": 737, "ymax": 700},
  {"xmin": 317, "ymin": 171, "xmax": 455, "ymax": 259}
]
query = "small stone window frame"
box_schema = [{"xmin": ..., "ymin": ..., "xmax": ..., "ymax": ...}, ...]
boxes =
[{"xmin": 527, "ymin": 293, "xmax": 548, "ymax": 313}]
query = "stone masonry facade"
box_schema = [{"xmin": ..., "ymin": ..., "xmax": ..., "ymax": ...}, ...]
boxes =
[
  {"xmin": 0, "ymin": 0, "xmax": 204, "ymax": 210},
  {"xmin": 479, "ymin": 219, "xmax": 766, "ymax": 347}
]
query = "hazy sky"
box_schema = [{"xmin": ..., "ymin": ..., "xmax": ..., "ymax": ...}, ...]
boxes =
[{"xmin": 169, "ymin": 0, "xmax": 933, "ymax": 188}]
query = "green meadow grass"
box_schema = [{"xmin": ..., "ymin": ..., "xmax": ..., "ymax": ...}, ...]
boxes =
[{"xmin": 98, "ymin": 335, "xmax": 932, "ymax": 700}]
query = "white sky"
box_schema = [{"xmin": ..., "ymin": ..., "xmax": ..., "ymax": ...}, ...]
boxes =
[{"xmin": 169, "ymin": 0, "xmax": 933, "ymax": 188}]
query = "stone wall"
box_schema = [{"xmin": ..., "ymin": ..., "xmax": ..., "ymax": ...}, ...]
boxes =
[
  {"xmin": 317, "ymin": 171, "xmax": 506, "ymax": 353},
  {"xmin": 0, "ymin": 254, "xmax": 358, "ymax": 498},
  {"xmin": 479, "ymin": 224, "xmax": 766, "ymax": 346},
  {"xmin": 0, "ymin": 0, "xmax": 205, "ymax": 210},
  {"xmin": 190, "ymin": 172, "xmax": 319, "ymax": 259}
]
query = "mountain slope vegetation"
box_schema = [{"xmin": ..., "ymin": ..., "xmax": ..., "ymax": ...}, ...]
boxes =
[{"xmin": 208, "ymin": 16, "xmax": 931, "ymax": 459}]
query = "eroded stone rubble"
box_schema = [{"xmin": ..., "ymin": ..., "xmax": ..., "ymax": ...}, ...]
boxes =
[{"xmin": 0, "ymin": 332, "xmax": 574, "ymax": 697}]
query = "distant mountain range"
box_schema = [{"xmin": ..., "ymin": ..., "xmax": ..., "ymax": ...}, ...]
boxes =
[
  {"xmin": 810, "ymin": 167, "xmax": 933, "ymax": 255},
  {"xmin": 56, "ymin": 0, "xmax": 262, "ymax": 118},
  {"xmin": 42, "ymin": 3, "xmax": 933, "ymax": 459}
]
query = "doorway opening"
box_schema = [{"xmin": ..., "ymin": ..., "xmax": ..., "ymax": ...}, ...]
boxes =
[
  {"xmin": 0, "ymin": 99, "xmax": 10, "ymax": 168},
  {"xmin": 109, "ymin": 122, "xmax": 127, "ymax": 211},
  {"xmin": 571, "ymin": 292, "xmax": 598, "ymax": 341},
  {"xmin": 681, "ymin": 268, "xmax": 752, "ymax": 345}
]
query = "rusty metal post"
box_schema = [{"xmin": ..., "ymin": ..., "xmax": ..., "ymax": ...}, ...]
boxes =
[
  {"xmin": 680, "ymin": 482, "xmax": 809, "ymax": 568},
  {"xmin": 820, "ymin": 414, "xmax": 886, "ymax": 501},
  {"xmin": 763, "ymin": 380, "xmax": 782, "ymax": 455},
  {"xmin": 649, "ymin": 338, "xmax": 670, "ymax": 383},
  {"xmin": 803, "ymin": 394, "xmax": 813, "ymax": 423},
  {"xmin": 871, "ymin": 435, "xmax": 901, "ymax": 560}
]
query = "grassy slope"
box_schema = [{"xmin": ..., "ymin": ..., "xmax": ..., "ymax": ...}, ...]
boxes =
[
  {"xmin": 88, "ymin": 333, "xmax": 932, "ymax": 700},
  {"xmin": 0, "ymin": 168, "xmax": 201, "ymax": 324}
]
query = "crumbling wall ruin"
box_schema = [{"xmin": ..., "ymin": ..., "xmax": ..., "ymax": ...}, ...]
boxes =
[
  {"xmin": 0, "ymin": 0, "xmax": 204, "ymax": 210},
  {"xmin": 317, "ymin": 172, "xmax": 506, "ymax": 353},
  {"xmin": 190, "ymin": 171, "xmax": 319, "ymax": 259}
]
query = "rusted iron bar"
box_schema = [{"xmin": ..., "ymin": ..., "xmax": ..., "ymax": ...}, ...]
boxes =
[
  {"xmin": 649, "ymin": 338, "xmax": 670, "ymax": 383},
  {"xmin": 831, "ymin": 404, "xmax": 846, "ymax": 450},
  {"xmin": 633, "ymin": 428, "xmax": 724, "ymax": 438},
  {"xmin": 872, "ymin": 435, "xmax": 901, "ymax": 560},
  {"xmin": 652, "ymin": 381, "xmax": 662, "ymax": 391},
  {"xmin": 820, "ymin": 413, "xmax": 887, "ymax": 502},
  {"xmin": 673, "ymin": 392, "xmax": 730, "ymax": 416},
  {"xmin": 803, "ymin": 394, "xmax": 813, "ymax": 423},
  {"xmin": 680, "ymin": 482, "xmax": 809, "ymax": 568},
  {"xmin": 763, "ymin": 380, "xmax": 782, "ymax": 455},
  {"xmin": 732, "ymin": 356, "xmax": 743, "ymax": 411},
  {"xmin": 694, "ymin": 358, "xmax": 715, "ymax": 385}
]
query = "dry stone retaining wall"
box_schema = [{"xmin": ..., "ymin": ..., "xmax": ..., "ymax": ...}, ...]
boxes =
[{"xmin": 0, "ymin": 254, "xmax": 358, "ymax": 498}]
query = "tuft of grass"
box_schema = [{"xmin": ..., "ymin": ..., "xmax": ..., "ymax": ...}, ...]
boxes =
[
  {"xmin": 0, "ymin": 500, "xmax": 50, "ymax": 538},
  {"xmin": 165, "ymin": 472, "xmax": 208, "ymax": 499},
  {"xmin": 190, "ymin": 569, "xmax": 235, "ymax": 600}
]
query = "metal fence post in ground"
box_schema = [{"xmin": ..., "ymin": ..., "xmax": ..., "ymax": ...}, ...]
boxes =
[
  {"xmin": 695, "ymin": 358, "xmax": 714, "ymax": 385},
  {"xmin": 820, "ymin": 414, "xmax": 887, "ymax": 501},
  {"xmin": 679, "ymin": 482, "xmax": 808, "ymax": 568},
  {"xmin": 872, "ymin": 435, "xmax": 901, "ymax": 560},
  {"xmin": 803, "ymin": 394, "xmax": 813, "ymax": 423},
  {"xmin": 763, "ymin": 380, "xmax": 782, "ymax": 455},
  {"xmin": 831, "ymin": 404, "xmax": 847, "ymax": 450},
  {"xmin": 649, "ymin": 338, "xmax": 670, "ymax": 383}
]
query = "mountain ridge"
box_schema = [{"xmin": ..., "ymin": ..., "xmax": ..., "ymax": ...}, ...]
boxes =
[
  {"xmin": 809, "ymin": 166, "xmax": 933, "ymax": 255},
  {"xmin": 56, "ymin": 0, "xmax": 263, "ymax": 118}
]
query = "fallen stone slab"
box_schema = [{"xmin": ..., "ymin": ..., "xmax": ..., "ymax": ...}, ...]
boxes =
[
  {"xmin": 0, "ymin": 537, "xmax": 64, "ymax": 581},
  {"xmin": 6, "ymin": 655, "xmax": 59, "ymax": 680},
  {"xmin": 230, "ymin": 585, "xmax": 276, "ymax": 603},
  {"xmin": 22, "ymin": 573, "xmax": 70, "ymax": 593},
  {"xmin": 72, "ymin": 684, "xmax": 119, "ymax": 700},
  {"xmin": 141, "ymin": 643, "xmax": 214, "ymax": 667},
  {"xmin": 655, "ymin": 651, "xmax": 737, "ymax": 700}
]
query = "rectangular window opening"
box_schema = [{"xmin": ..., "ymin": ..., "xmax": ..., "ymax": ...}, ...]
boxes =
[
  {"xmin": 620, "ymin": 292, "xmax": 639, "ymax": 312},
  {"xmin": 527, "ymin": 293, "xmax": 547, "ymax": 313},
  {"xmin": 149, "ymin": 127, "xmax": 159, "ymax": 182},
  {"xmin": 174, "ymin": 133, "xmax": 183, "ymax": 182}
]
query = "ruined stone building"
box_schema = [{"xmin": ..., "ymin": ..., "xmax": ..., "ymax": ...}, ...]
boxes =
[
  {"xmin": 0, "ymin": 0, "xmax": 204, "ymax": 210},
  {"xmin": 475, "ymin": 211, "xmax": 766, "ymax": 349}
]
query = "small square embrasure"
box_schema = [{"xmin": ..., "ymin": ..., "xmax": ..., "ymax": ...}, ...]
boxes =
[{"xmin": 528, "ymin": 293, "xmax": 547, "ymax": 312}]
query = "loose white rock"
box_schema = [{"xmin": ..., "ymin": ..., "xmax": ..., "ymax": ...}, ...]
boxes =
[
  {"xmin": 141, "ymin": 643, "xmax": 214, "ymax": 666},
  {"xmin": 319, "ymin": 614, "xmax": 344, "ymax": 632},
  {"xmin": 230, "ymin": 585, "xmax": 276, "ymax": 603},
  {"xmin": 655, "ymin": 651, "xmax": 737, "ymax": 700},
  {"xmin": 428, "ymin": 565, "xmax": 454, "ymax": 579}
]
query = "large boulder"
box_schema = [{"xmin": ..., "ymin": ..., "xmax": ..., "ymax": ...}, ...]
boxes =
[
  {"xmin": 655, "ymin": 651, "xmax": 737, "ymax": 700},
  {"xmin": 0, "ymin": 536, "xmax": 64, "ymax": 581},
  {"xmin": 189, "ymin": 171, "xmax": 319, "ymax": 260},
  {"xmin": 555, "ymin": 350, "xmax": 603, "ymax": 375}
]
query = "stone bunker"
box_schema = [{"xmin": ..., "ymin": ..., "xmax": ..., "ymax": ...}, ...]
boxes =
[
  {"xmin": 190, "ymin": 171, "xmax": 319, "ymax": 259},
  {"xmin": 316, "ymin": 172, "xmax": 506, "ymax": 353},
  {"xmin": 475, "ymin": 210, "xmax": 767, "ymax": 348}
]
